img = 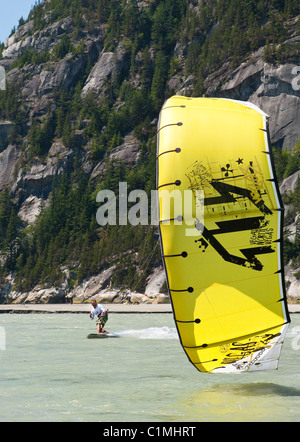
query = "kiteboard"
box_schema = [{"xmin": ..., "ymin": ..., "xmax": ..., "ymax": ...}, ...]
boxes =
[{"xmin": 87, "ymin": 332, "xmax": 119, "ymax": 339}]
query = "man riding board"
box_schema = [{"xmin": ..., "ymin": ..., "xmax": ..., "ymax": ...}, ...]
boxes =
[{"xmin": 89, "ymin": 298, "xmax": 108, "ymax": 334}]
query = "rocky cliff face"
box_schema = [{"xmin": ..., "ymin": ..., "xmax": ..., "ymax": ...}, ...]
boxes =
[
  {"xmin": 206, "ymin": 49, "xmax": 300, "ymax": 150},
  {"xmin": 0, "ymin": 1, "xmax": 299, "ymax": 303}
]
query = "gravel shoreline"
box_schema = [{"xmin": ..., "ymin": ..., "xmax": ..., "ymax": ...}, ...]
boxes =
[
  {"xmin": 0, "ymin": 303, "xmax": 299, "ymax": 314},
  {"xmin": 0, "ymin": 303, "xmax": 173, "ymax": 314}
]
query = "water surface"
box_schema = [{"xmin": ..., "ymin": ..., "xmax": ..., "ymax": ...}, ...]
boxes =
[{"xmin": 1, "ymin": 312, "xmax": 300, "ymax": 422}]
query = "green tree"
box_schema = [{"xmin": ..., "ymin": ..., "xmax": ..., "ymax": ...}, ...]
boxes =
[
  {"xmin": 53, "ymin": 35, "xmax": 72, "ymax": 59},
  {"xmin": 151, "ymin": 50, "xmax": 168, "ymax": 111}
]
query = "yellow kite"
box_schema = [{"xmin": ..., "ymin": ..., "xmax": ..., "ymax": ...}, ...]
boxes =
[{"xmin": 157, "ymin": 96, "xmax": 290, "ymax": 373}]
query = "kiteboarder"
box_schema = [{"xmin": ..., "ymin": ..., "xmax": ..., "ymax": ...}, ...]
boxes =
[{"xmin": 89, "ymin": 298, "xmax": 108, "ymax": 334}]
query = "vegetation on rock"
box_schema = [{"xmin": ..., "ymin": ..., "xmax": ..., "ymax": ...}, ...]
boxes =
[{"xmin": 0, "ymin": 0, "xmax": 299, "ymax": 297}]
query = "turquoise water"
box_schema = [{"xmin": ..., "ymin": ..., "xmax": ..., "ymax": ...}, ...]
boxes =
[{"xmin": 1, "ymin": 312, "xmax": 300, "ymax": 422}]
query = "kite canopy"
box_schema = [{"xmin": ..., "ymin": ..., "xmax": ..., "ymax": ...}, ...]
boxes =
[{"xmin": 157, "ymin": 96, "xmax": 290, "ymax": 373}]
